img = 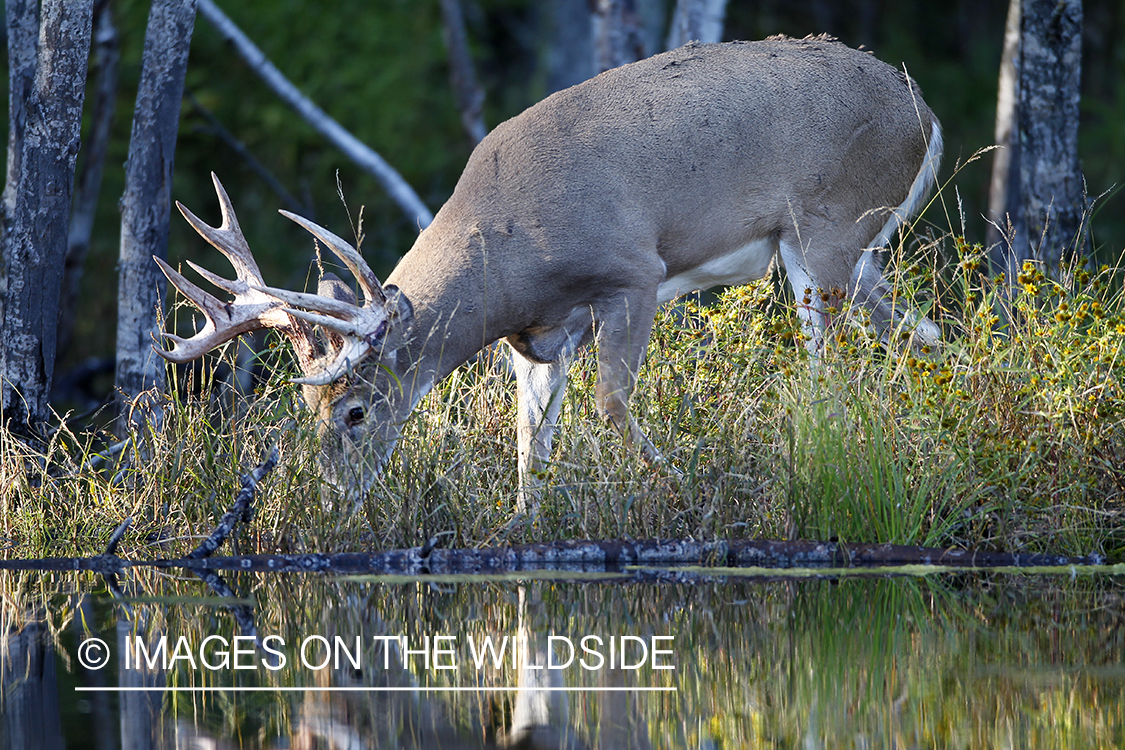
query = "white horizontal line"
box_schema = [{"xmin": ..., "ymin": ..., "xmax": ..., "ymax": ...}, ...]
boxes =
[{"xmin": 75, "ymin": 686, "xmax": 676, "ymax": 693}]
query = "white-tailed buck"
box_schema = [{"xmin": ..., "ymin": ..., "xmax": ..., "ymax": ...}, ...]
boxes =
[{"xmin": 157, "ymin": 37, "xmax": 942, "ymax": 508}]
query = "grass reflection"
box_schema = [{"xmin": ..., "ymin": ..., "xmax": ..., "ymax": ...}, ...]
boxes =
[{"xmin": 3, "ymin": 568, "xmax": 1120, "ymax": 748}]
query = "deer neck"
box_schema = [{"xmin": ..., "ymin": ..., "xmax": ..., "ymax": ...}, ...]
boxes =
[{"xmin": 386, "ymin": 224, "xmax": 509, "ymax": 405}]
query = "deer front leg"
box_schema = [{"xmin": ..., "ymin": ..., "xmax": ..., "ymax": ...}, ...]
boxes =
[
  {"xmin": 593, "ymin": 291, "xmax": 665, "ymax": 465},
  {"xmin": 511, "ymin": 352, "xmax": 571, "ymax": 514},
  {"xmin": 507, "ymin": 310, "xmax": 592, "ymax": 514}
]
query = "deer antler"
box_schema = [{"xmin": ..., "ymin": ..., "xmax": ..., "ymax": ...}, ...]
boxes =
[
  {"xmin": 259, "ymin": 211, "xmax": 397, "ymax": 386},
  {"xmin": 156, "ymin": 173, "xmax": 303, "ymax": 364},
  {"xmin": 156, "ymin": 173, "xmax": 398, "ymax": 387}
]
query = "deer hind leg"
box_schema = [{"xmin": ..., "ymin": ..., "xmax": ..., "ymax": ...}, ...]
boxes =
[
  {"xmin": 511, "ymin": 354, "xmax": 570, "ymax": 513},
  {"xmin": 778, "ymin": 237, "xmax": 850, "ymax": 355}
]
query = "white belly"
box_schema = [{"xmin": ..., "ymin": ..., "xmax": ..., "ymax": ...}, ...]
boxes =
[{"xmin": 656, "ymin": 237, "xmax": 777, "ymax": 304}]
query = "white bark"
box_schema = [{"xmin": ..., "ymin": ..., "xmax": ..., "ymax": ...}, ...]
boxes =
[
  {"xmin": 987, "ymin": 0, "xmax": 1022, "ymax": 277},
  {"xmin": 666, "ymin": 0, "xmax": 728, "ymax": 48}
]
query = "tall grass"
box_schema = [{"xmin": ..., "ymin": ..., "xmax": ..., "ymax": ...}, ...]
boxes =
[{"xmin": 2, "ymin": 230, "xmax": 1123, "ymax": 559}]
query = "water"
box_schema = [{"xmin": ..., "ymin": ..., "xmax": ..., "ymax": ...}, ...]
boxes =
[{"xmin": 2, "ymin": 566, "xmax": 1122, "ymax": 748}]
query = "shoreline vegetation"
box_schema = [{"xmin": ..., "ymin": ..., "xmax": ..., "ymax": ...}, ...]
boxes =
[{"xmin": 2, "ymin": 221, "xmax": 1124, "ymax": 563}]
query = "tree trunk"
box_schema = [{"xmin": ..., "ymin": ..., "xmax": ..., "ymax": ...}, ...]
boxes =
[
  {"xmin": 118, "ymin": 617, "xmax": 168, "ymax": 750},
  {"xmin": 439, "ymin": 0, "xmax": 488, "ymax": 148},
  {"xmin": 2, "ymin": 0, "xmax": 39, "ymax": 228},
  {"xmin": 988, "ymin": 0, "xmax": 1023, "ymax": 278},
  {"xmin": 0, "ymin": 620, "xmax": 65, "ymax": 750},
  {"xmin": 593, "ymin": 0, "xmax": 644, "ymax": 73},
  {"xmin": 666, "ymin": 0, "xmax": 728, "ymax": 48},
  {"xmin": 988, "ymin": 0, "xmax": 1084, "ymax": 278},
  {"xmin": 544, "ymin": 0, "xmax": 593, "ymax": 94},
  {"xmin": 0, "ymin": 0, "xmax": 94, "ymax": 440},
  {"xmin": 59, "ymin": 0, "xmax": 119, "ymax": 365},
  {"xmin": 115, "ymin": 0, "xmax": 197, "ymax": 425},
  {"xmin": 1019, "ymin": 0, "xmax": 1084, "ymax": 270}
]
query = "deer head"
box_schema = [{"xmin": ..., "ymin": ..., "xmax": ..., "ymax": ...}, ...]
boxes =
[{"xmin": 155, "ymin": 173, "xmax": 413, "ymax": 494}]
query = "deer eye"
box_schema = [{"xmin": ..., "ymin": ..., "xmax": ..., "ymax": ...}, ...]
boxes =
[{"xmin": 346, "ymin": 406, "xmax": 366, "ymax": 426}]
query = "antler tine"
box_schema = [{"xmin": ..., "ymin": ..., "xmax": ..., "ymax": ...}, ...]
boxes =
[
  {"xmin": 248, "ymin": 279, "xmax": 395, "ymax": 383},
  {"xmin": 175, "ymin": 172, "xmax": 267, "ymax": 288},
  {"xmin": 153, "ymin": 256, "xmax": 288, "ymax": 363},
  {"xmin": 279, "ymin": 209, "xmax": 387, "ymax": 304}
]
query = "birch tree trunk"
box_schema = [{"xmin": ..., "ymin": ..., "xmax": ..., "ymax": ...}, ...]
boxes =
[
  {"xmin": 988, "ymin": 0, "xmax": 1023, "ymax": 277},
  {"xmin": 115, "ymin": 0, "xmax": 197, "ymax": 425},
  {"xmin": 593, "ymin": 0, "xmax": 644, "ymax": 73},
  {"xmin": 666, "ymin": 0, "xmax": 728, "ymax": 48},
  {"xmin": 988, "ymin": 0, "xmax": 1084, "ymax": 278},
  {"xmin": 0, "ymin": 0, "xmax": 94, "ymax": 440},
  {"xmin": 1018, "ymin": 0, "xmax": 1084, "ymax": 270}
]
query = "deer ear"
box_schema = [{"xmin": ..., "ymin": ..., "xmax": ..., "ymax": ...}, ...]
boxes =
[
  {"xmin": 317, "ymin": 272, "xmax": 359, "ymax": 305},
  {"xmin": 384, "ymin": 285, "xmax": 413, "ymax": 327},
  {"xmin": 381, "ymin": 284, "xmax": 414, "ymax": 353}
]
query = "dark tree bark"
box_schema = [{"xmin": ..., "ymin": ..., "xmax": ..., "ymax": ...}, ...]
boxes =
[
  {"xmin": 439, "ymin": 0, "xmax": 488, "ymax": 148},
  {"xmin": 58, "ymin": 0, "xmax": 119, "ymax": 365},
  {"xmin": 1019, "ymin": 0, "xmax": 1084, "ymax": 270},
  {"xmin": 989, "ymin": 0, "xmax": 1085, "ymax": 278},
  {"xmin": 0, "ymin": 0, "xmax": 95, "ymax": 439},
  {"xmin": 115, "ymin": 0, "xmax": 197, "ymax": 425},
  {"xmin": 2, "ymin": 0, "xmax": 39, "ymax": 226}
]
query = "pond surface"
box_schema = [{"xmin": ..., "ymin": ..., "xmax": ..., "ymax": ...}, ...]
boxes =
[{"xmin": 2, "ymin": 565, "xmax": 1122, "ymax": 748}]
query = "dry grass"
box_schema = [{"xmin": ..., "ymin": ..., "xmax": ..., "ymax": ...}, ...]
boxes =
[{"xmin": 3, "ymin": 231, "xmax": 1124, "ymax": 560}]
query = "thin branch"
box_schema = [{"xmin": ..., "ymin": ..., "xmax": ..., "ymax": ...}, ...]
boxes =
[
  {"xmin": 103, "ymin": 517, "xmax": 131, "ymax": 556},
  {"xmin": 187, "ymin": 445, "xmax": 279, "ymax": 560},
  {"xmin": 196, "ymin": 0, "xmax": 433, "ymax": 229},
  {"xmin": 186, "ymin": 90, "xmax": 311, "ymax": 216}
]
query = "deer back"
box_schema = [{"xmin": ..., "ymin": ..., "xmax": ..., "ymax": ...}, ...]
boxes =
[{"xmin": 388, "ymin": 36, "xmax": 939, "ymax": 342}]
